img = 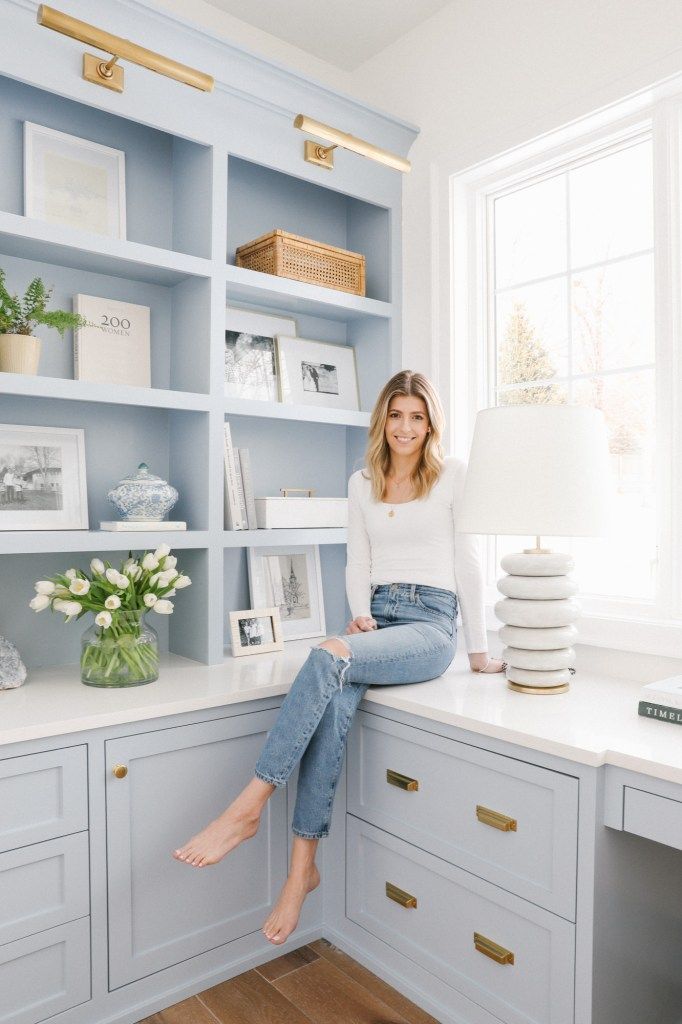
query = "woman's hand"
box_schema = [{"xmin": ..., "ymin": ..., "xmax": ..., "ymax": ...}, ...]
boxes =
[
  {"xmin": 345, "ymin": 615, "xmax": 378, "ymax": 634},
  {"xmin": 469, "ymin": 652, "xmax": 507, "ymax": 673}
]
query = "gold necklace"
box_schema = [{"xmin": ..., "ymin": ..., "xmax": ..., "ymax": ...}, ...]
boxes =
[{"xmin": 385, "ymin": 474, "xmax": 413, "ymax": 517}]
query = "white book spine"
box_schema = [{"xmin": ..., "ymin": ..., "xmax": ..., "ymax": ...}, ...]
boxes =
[
  {"xmin": 641, "ymin": 688, "xmax": 682, "ymax": 710},
  {"xmin": 234, "ymin": 450, "xmax": 249, "ymax": 530},
  {"xmin": 223, "ymin": 422, "xmax": 243, "ymax": 530},
  {"xmin": 237, "ymin": 448, "xmax": 258, "ymax": 530}
]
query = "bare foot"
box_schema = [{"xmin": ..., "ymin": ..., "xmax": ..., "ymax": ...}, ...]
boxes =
[
  {"xmin": 173, "ymin": 806, "xmax": 260, "ymax": 867},
  {"xmin": 262, "ymin": 863, "xmax": 320, "ymax": 945}
]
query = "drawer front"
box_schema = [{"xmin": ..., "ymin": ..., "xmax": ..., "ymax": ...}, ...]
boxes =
[
  {"xmin": 0, "ymin": 747, "xmax": 88, "ymax": 854},
  {"xmin": 623, "ymin": 787, "xmax": 682, "ymax": 851},
  {"xmin": 0, "ymin": 917, "xmax": 90, "ymax": 1024},
  {"xmin": 0, "ymin": 832, "xmax": 90, "ymax": 946},
  {"xmin": 347, "ymin": 712, "xmax": 578, "ymax": 919},
  {"xmin": 347, "ymin": 815, "xmax": 574, "ymax": 1024}
]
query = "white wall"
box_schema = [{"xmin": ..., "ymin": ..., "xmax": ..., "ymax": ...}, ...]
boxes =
[{"xmin": 346, "ymin": 0, "xmax": 682, "ymax": 377}]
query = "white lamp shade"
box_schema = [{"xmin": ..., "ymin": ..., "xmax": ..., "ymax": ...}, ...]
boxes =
[{"xmin": 457, "ymin": 405, "xmax": 613, "ymax": 536}]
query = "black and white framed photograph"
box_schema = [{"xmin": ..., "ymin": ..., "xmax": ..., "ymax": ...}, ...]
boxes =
[
  {"xmin": 24, "ymin": 122, "xmax": 126, "ymax": 239},
  {"xmin": 225, "ymin": 308, "xmax": 296, "ymax": 402},
  {"xmin": 228, "ymin": 606, "xmax": 283, "ymax": 657},
  {"xmin": 0, "ymin": 424, "xmax": 88, "ymax": 530},
  {"xmin": 247, "ymin": 544, "xmax": 326, "ymax": 641},
  {"xmin": 275, "ymin": 335, "xmax": 360, "ymax": 411}
]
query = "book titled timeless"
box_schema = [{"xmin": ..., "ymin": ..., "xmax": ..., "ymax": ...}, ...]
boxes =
[
  {"xmin": 74, "ymin": 294, "xmax": 151, "ymax": 387},
  {"xmin": 638, "ymin": 702, "xmax": 682, "ymax": 725}
]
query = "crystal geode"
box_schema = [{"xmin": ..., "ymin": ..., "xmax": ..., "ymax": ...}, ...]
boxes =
[{"xmin": 0, "ymin": 635, "xmax": 27, "ymax": 689}]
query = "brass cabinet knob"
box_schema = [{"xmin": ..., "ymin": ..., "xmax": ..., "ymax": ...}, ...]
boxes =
[
  {"xmin": 385, "ymin": 881, "xmax": 417, "ymax": 908},
  {"xmin": 476, "ymin": 804, "xmax": 517, "ymax": 832},
  {"xmin": 112, "ymin": 764, "xmax": 128, "ymax": 779},
  {"xmin": 474, "ymin": 931, "xmax": 515, "ymax": 965},
  {"xmin": 386, "ymin": 768, "xmax": 419, "ymax": 791}
]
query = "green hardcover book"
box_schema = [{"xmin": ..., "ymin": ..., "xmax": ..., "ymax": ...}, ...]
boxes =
[{"xmin": 638, "ymin": 701, "xmax": 682, "ymax": 725}]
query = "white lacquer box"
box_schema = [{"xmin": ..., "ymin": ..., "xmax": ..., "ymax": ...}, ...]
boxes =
[{"xmin": 254, "ymin": 495, "xmax": 348, "ymax": 529}]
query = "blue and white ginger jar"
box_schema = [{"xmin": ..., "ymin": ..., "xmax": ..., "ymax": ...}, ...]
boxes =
[{"xmin": 107, "ymin": 463, "xmax": 179, "ymax": 521}]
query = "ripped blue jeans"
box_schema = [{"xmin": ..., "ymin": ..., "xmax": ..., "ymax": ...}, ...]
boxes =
[{"xmin": 254, "ymin": 583, "xmax": 458, "ymax": 838}]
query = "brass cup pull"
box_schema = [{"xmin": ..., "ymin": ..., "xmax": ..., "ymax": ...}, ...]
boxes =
[
  {"xmin": 476, "ymin": 805, "xmax": 517, "ymax": 832},
  {"xmin": 386, "ymin": 881, "xmax": 417, "ymax": 908},
  {"xmin": 112, "ymin": 764, "xmax": 128, "ymax": 779},
  {"xmin": 474, "ymin": 932, "xmax": 515, "ymax": 965},
  {"xmin": 386, "ymin": 768, "xmax": 419, "ymax": 791}
]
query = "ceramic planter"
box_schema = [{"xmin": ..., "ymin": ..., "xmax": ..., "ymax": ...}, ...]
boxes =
[{"xmin": 0, "ymin": 334, "xmax": 41, "ymax": 375}]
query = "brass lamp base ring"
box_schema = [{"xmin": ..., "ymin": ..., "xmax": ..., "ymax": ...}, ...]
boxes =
[{"xmin": 507, "ymin": 681, "xmax": 570, "ymax": 695}]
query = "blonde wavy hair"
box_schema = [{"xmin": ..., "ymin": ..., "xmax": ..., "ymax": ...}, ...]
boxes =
[{"xmin": 362, "ymin": 370, "xmax": 445, "ymax": 502}]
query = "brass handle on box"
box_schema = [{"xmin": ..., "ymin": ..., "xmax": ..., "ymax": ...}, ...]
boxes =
[
  {"xmin": 386, "ymin": 881, "xmax": 417, "ymax": 908},
  {"xmin": 474, "ymin": 932, "xmax": 515, "ymax": 965},
  {"xmin": 476, "ymin": 805, "xmax": 517, "ymax": 832},
  {"xmin": 112, "ymin": 764, "xmax": 128, "ymax": 779},
  {"xmin": 386, "ymin": 768, "xmax": 419, "ymax": 791},
  {"xmin": 280, "ymin": 488, "xmax": 316, "ymax": 497}
]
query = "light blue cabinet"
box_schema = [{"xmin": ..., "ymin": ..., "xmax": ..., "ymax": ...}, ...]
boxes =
[
  {"xmin": 0, "ymin": 747, "xmax": 88, "ymax": 853},
  {"xmin": 0, "ymin": 919, "xmax": 91, "ymax": 1024}
]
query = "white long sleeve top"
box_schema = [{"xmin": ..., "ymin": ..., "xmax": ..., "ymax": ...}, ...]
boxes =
[{"xmin": 345, "ymin": 456, "xmax": 488, "ymax": 653}]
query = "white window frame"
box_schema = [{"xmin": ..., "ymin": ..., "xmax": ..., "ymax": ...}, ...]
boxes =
[{"xmin": 450, "ymin": 79, "xmax": 682, "ymax": 658}]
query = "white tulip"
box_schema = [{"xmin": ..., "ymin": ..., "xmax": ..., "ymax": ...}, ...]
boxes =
[
  {"xmin": 142, "ymin": 553, "xmax": 159, "ymax": 571},
  {"xmin": 90, "ymin": 558, "xmax": 105, "ymax": 575},
  {"xmin": 95, "ymin": 611, "xmax": 112, "ymax": 629},
  {"xmin": 29, "ymin": 594, "xmax": 50, "ymax": 612},
  {"xmin": 105, "ymin": 595, "xmax": 121, "ymax": 610},
  {"xmin": 174, "ymin": 575, "xmax": 192, "ymax": 589},
  {"xmin": 128, "ymin": 564, "xmax": 143, "ymax": 581},
  {"xmin": 152, "ymin": 599, "xmax": 174, "ymax": 615},
  {"xmin": 65, "ymin": 568, "xmax": 77, "ymax": 580},
  {"xmin": 54, "ymin": 599, "xmax": 82, "ymax": 617},
  {"xmin": 165, "ymin": 588, "xmax": 176, "ymax": 597},
  {"xmin": 54, "ymin": 586, "xmax": 71, "ymax": 598},
  {"xmin": 69, "ymin": 578, "xmax": 90, "ymax": 596},
  {"xmin": 158, "ymin": 569, "xmax": 177, "ymax": 586},
  {"xmin": 115, "ymin": 574, "xmax": 130, "ymax": 589},
  {"xmin": 34, "ymin": 580, "xmax": 56, "ymax": 595},
  {"xmin": 105, "ymin": 568, "xmax": 120, "ymax": 585},
  {"xmin": 161, "ymin": 554, "xmax": 177, "ymax": 570},
  {"xmin": 154, "ymin": 543, "xmax": 171, "ymax": 560},
  {"xmin": 143, "ymin": 593, "xmax": 158, "ymax": 607}
]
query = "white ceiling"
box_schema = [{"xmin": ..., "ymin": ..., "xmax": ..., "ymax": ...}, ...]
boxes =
[{"xmin": 202, "ymin": 0, "xmax": 452, "ymax": 70}]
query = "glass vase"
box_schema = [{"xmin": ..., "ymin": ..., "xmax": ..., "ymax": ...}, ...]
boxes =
[{"xmin": 80, "ymin": 610, "xmax": 159, "ymax": 687}]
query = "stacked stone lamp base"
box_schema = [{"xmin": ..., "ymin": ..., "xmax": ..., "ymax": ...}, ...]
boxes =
[{"xmin": 495, "ymin": 550, "xmax": 579, "ymax": 694}]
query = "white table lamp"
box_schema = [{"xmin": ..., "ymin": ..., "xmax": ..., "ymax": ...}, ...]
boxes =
[{"xmin": 457, "ymin": 406, "xmax": 612, "ymax": 694}]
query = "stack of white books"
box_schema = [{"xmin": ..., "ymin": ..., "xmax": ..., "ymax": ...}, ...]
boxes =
[
  {"xmin": 638, "ymin": 676, "xmax": 682, "ymax": 726},
  {"xmin": 224, "ymin": 422, "xmax": 257, "ymax": 530}
]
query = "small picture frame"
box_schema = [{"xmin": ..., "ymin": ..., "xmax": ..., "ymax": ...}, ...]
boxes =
[
  {"xmin": 0, "ymin": 424, "xmax": 88, "ymax": 530},
  {"xmin": 276, "ymin": 335, "xmax": 360, "ymax": 411},
  {"xmin": 247, "ymin": 544, "xmax": 326, "ymax": 641},
  {"xmin": 225, "ymin": 308, "xmax": 296, "ymax": 402},
  {"xmin": 24, "ymin": 122, "xmax": 126, "ymax": 239},
  {"xmin": 229, "ymin": 606, "xmax": 284, "ymax": 657}
]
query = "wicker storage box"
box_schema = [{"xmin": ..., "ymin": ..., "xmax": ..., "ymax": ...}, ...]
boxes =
[
  {"xmin": 235, "ymin": 229, "xmax": 366, "ymax": 296},
  {"xmin": 255, "ymin": 495, "xmax": 348, "ymax": 529}
]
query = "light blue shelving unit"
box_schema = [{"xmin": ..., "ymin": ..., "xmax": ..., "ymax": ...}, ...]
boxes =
[{"xmin": 0, "ymin": 2, "xmax": 417, "ymax": 673}]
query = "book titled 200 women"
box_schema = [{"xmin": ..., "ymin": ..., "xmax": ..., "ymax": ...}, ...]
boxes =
[{"xmin": 74, "ymin": 294, "xmax": 151, "ymax": 387}]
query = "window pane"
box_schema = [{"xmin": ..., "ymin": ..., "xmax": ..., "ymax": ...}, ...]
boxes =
[
  {"xmin": 497, "ymin": 382, "xmax": 568, "ymax": 407},
  {"xmin": 572, "ymin": 254, "xmax": 654, "ymax": 373},
  {"xmin": 494, "ymin": 175, "xmax": 566, "ymax": 289},
  {"xmin": 570, "ymin": 141, "xmax": 653, "ymax": 268},
  {"xmin": 572, "ymin": 371, "xmax": 656, "ymax": 599},
  {"xmin": 496, "ymin": 280, "xmax": 568, "ymax": 385}
]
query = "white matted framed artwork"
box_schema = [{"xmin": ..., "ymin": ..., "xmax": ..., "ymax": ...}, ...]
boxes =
[
  {"xmin": 275, "ymin": 335, "xmax": 359, "ymax": 411},
  {"xmin": 224, "ymin": 307, "xmax": 296, "ymax": 401},
  {"xmin": 0, "ymin": 424, "xmax": 88, "ymax": 530},
  {"xmin": 24, "ymin": 122, "xmax": 126, "ymax": 239},
  {"xmin": 247, "ymin": 544, "xmax": 326, "ymax": 641},
  {"xmin": 228, "ymin": 606, "xmax": 283, "ymax": 657}
]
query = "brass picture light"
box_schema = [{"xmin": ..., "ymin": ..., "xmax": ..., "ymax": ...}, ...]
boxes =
[
  {"xmin": 37, "ymin": 5, "xmax": 214, "ymax": 94},
  {"xmin": 294, "ymin": 114, "xmax": 411, "ymax": 173}
]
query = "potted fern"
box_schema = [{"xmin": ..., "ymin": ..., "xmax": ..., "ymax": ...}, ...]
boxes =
[{"xmin": 0, "ymin": 269, "xmax": 89, "ymax": 375}]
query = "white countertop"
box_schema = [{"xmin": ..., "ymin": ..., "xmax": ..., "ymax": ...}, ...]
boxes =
[{"xmin": 1, "ymin": 642, "xmax": 681, "ymax": 785}]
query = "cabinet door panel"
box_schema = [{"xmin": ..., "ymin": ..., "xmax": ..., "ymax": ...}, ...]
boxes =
[
  {"xmin": 0, "ymin": 832, "xmax": 89, "ymax": 945},
  {"xmin": 348, "ymin": 711, "xmax": 578, "ymax": 918},
  {"xmin": 0, "ymin": 747, "xmax": 88, "ymax": 854},
  {"xmin": 0, "ymin": 918, "xmax": 90, "ymax": 1024},
  {"xmin": 347, "ymin": 815, "xmax": 574, "ymax": 1024},
  {"xmin": 623, "ymin": 787, "xmax": 682, "ymax": 851},
  {"xmin": 106, "ymin": 710, "xmax": 287, "ymax": 988}
]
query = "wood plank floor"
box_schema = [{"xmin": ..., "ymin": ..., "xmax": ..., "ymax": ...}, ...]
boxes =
[{"xmin": 138, "ymin": 938, "xmax": 439, "ymax": 1024}]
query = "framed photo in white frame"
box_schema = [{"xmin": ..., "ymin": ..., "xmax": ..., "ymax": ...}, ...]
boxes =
[
  {"xmin": 247, "ymin": 544, "xmax": 326, "ymax": 641},
  {"xmin": 24, "ymin": 122, "xmax": 126, "ymax": 239},
  {"xmin": 228, "ymin": 606, "xmax": 283, "ymax": 657},
  {"xmin": 0, "ymin": 424, "xmax": 88, "ymax": 530},
  {"xmin": 275, "ymin": 335, "xmax": 359, "ymax": 411},
  {"xmin": 225, "ymin": 307, "xmax": 296, "ymax": 402}
]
